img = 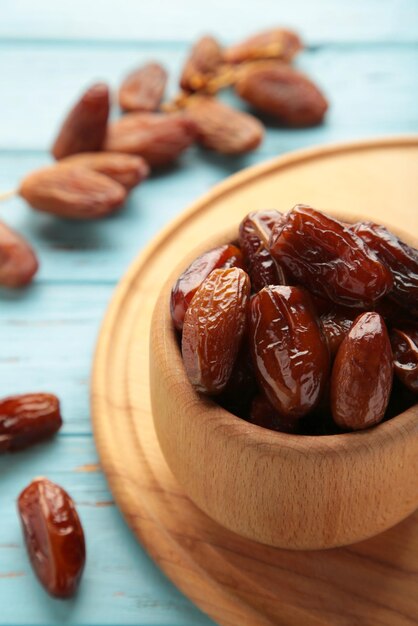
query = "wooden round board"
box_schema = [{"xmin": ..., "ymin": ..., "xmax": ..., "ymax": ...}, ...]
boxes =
[{"xmin": 91, "ymin": 137, "xmax": 418, "ymax": 626}]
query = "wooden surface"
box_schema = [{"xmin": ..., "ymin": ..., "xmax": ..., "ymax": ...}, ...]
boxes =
[
  {"xmin": 0, "ymin": 2, "xmax": 417, "ymax": 625},
  {"xmin": 150, "ymin": 208, "xmax": 418, "ymax": 551},
  {"xmin": 93, "ymin": 138, "xmax": 418, "ymax": 625}
]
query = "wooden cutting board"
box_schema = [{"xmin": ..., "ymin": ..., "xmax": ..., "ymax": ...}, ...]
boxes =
[{"xmin": 91, "ymin": 137, "xmax": 418, "ymax": 626}]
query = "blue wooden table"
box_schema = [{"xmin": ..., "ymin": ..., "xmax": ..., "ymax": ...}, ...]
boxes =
[{"xmin": 0, "ymin": 1, "xmax": 417, "ymax": 624}]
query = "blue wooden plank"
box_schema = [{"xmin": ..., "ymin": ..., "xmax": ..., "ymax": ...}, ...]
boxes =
[
  {"xmin": 0, "ymin": 42, "xmax": 416, "ymax": 150},
  {"xmin": 0, "ymin": 436, "xmax": 213, "ymax": 625},
  {"xmin": 0, "ymin": 44, "xmax": 415, "ymax": 284},
  {"xmin": 0, "ymin": 1, "xmax": 417, "ymax": 625},
  {"xmin": 0, "ymin": 284, "xmax": 112, "ymax": 434},
  {"xmin": 1, "ymin": 0, "xmax": 417, "ymax": 43}
]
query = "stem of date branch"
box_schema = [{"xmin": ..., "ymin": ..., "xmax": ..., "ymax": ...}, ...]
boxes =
[{"xmin": 0, "ymin": 190, "xmax": 16, "ymax": 202}]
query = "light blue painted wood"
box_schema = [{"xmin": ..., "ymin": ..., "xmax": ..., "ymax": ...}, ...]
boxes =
[
  {"xmin": 0, "ymin": 437, "xmax": 213, "ymax": 625},
  {"xmin": 0, "ymin": 1, "xmax": 417, "ymax": 625},
  {"xmin": 0, "ymin": 43, "xmax": 416, "ymax": 285},
  {"xmin": 0, "ymin": 43, "xmax": 416, "ymax": 150},
  {"xmin": 1, "ymin": 0, "xmax": 417, "ymax": 43},
  {"xmin": 0, "ymin": 284, "xmax": 112, "ymax": 434}
]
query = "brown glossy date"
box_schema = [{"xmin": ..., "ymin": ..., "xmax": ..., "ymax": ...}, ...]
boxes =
[
  {"xmin": 170, "ymin": 244, "xmax": 243, "ymax": 331},
  {"xmin": 351, "ymin": 221, "xmax": 418, "ymax": 315},
  {"xmin": 320, "ymin": 309, "xmax": 355, "ymax": 358},
  {"xmin": 269, "ymin": 205, "xmax": 393, "ymax": 307},
  {"xmin": 248, "ymin": 394, "xmax": 298, "ymax": 433},
  {"xmin": 182, "ymin": 267, "xmax": 250, "ymax": 394},
  {"xmin": 0, "ymin": 393, "xmax": 62, "ymax": 452},
  {"xmin": 391, "ymin": 327, "xmax": 418, "ymax": 393},
  {"xmin": 331, "ymin": 312, "xmax": 393, "ymax": 430},
  {"xmin": 249, "ymin": 285, "xmax": 329, "ymax": 419},
  {"xmin": 238, "ymin": 210, "xmax": 286, "ymax": 291},
  {"xmin": 17, "ymin": 478, "xmax": 86, "ymax": 598}
]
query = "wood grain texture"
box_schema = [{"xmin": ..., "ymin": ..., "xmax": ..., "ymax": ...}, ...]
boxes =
[
  {"xmin": 1, "ymin": 1, "xmax": 417, "ymax": 623},
  {"xmin": 151, "ymin": 236, "xmax": 418, "ymax": 550},
  {"xmin": 92, "ymin": 138, "xmax": 418, "ymax": 626}
]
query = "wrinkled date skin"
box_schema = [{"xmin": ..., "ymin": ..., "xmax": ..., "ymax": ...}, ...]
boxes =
[
  {"xmin": 182, "ymin": 267, "xmax": 250, "ymax": 394},
  {"xmin": 52, "ymin": 83, "xmax": 110, "ymax": 160},
  {"xmin": 180, "ymin": 36, "xmax": 223, "ymax": 92},
  {"xmin": 104, "ymin": 112, "xmax": 197, "ymax": 167},
  {"xmin": 170, "ymin": 244, "xmax": 244, "ymax": 331},
  {"xmin": 270, "ymin": 206, "xmax": 393, "ymax": 307},
  {"xmin": 0, "ymin": 393, "xmax": 62, "ymax": 452},
  {"xmin": 320, "ymin": 309, "xmax": 356, "ymax": 358},
  {"xmin": 391, "ymin": 327, "xmax": 418, "ymax": 393},
  {"xmin": 17, "ymin": 478, "xmax": 86, "ymax": 598},
  {"xmin": 352, "ymin": 222, "xmax": 418, "ymax": 315},
  {"xmin": 331, "ymin": 312, "xmax": 393, "ymax": 430},
  {"xmin": 223, "ymin": 29, "xmax": 302, "ymax": 64},
  {"xmin": 248, "ymin": 394, "xmax": 298, "ymax": 433},
  {"xmin": 186, "ymin": 96, "xmax": 263, "ymax": 155},
  {"xmin": 19, "ymin": 165, "xmax": 127, "ymax": 220},
  {"xmin": 235, "ymin": 62, "xmax": 328, "ymax": 127},
  {"xmin": 249, "ymin": 285, "xmax": 329, "ymax": 420},
  {"xmin": 59, "ymin": 152, "xmax": 150, "ymax": 190},
  {"xmin": 239, "ymin": 210, "xmax": 286, "ymax": 291},
  {"xmin": 118, "ymin": 62, "xmax": 168, "ymax": 113},
  {"xmin": 0, "ymin": 221, "xmax": 38, "ymax": 288}
]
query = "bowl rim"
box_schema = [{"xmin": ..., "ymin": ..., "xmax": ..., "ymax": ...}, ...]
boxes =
[{"xmin": 161, "ymin": 209, "xmax": 418, "ymax": 455}]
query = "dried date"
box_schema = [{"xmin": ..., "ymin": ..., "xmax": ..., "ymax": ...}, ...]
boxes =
[
  {"xmin": 0, "ymin": 393, "xmax": 62, "ymax": 452},
  {"xmin": 269, "ymin": 206, "xmax": 393, "ymax": 307},
  {"xmin": 170, "ymin": 243, "xmax": 243, "ymax": 331},
  {"xmin": 180, "ymin": 36, "xmax": 223, "ymax": 92},
  {"xmin": 224, "ymin": 29, "xmax": 302, "ymax": 64},
  {"xmin": 59, "ymin": 152, "xmax": 149, "ymax": 190},
  {"xmin": 320, "ymin": 309, "xmax": 355, "ymax": 358},
  {"xmin": 391, "ymin": 327, "xmax": 418, "ymax": 393},
  {"xmin": 104, "ymin": 112, "xmax": 197, "ymax": 167},
  {"xmin": 182, "ymin": 267, "xmax": 250, "ymax": 394},
  {"xmin": 352, "ymin": 221, "xmax": 418, "ymax": 315},
  {"xmin": 239, "ymin": 210, "xmax": 286, "ymax": 291},
  {"xmin": 235, "ymin": 62, "xmax": 328, "ymax": 127},
  {"xmin": 19, "ymin": 165, "xmax": 127, "ymax": 219},
  {"xmin": 185, "ymin": 96, "xmax": 263, "ymax": 154},
  {"xmin": 0, "ymin": 221, "xmax": 38, "ymax": 288},
  {"xmin": 249, "ymin": 285, "xmax": 329, "ymax": 419},
  {"xmin": 52, "ymin": 83, "xmax": 110, "ymax": 159},
  {"xmin": 331, "ymin": 312, "xmax": 393, "ymax": 430},
  {"xmin": 119, "ymin": 62, "xmax": 167, "ymax": 113},
  {"xmin": 18, "ymin": 478, "xmax": 86, "ymax": 598}
]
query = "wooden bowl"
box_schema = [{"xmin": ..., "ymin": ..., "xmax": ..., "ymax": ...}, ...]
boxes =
[{"xmin": 150, "ymin": 217, "xmax": 418, "ymax": 551}]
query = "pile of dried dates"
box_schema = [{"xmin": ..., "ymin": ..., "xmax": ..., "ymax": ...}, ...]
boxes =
[
  {"xmin": 0, "ymin": 392, "xmax": 86, "ymax": 598},
  {"xmin": 1, "ymin": 27, "xmax": 328, "ymax": 288},
  {"xmin": 171, "ymin": 206, "xmax": 418, "ymax": 434}
]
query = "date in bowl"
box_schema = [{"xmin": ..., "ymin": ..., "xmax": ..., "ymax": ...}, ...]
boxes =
[{"xmin": 150, "ymin": 216, "xmax": 418, "ymax": 550}]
